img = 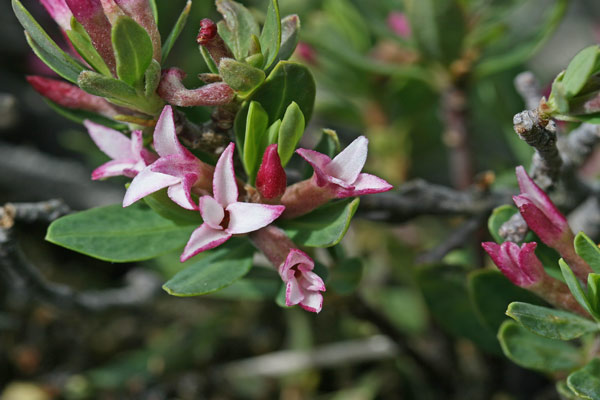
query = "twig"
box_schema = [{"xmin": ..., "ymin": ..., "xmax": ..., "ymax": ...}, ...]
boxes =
[
  {"xmin": 442, "ymin": 86, "xmax": 473, "ymax": 189},
  {"xmin": 221, "ymin": 335, "xmax": 398, "ymax": 379},
  {"xmin": 0, "ymin": 200, "xmax": 161, "ymax": 312},
  {"xmin": 514, "ymin": 72, "xmax": 542, "ymax": 110},
  {"xmin": 416, "ymin": 216, "xmax": 484, "ymax": 264}
]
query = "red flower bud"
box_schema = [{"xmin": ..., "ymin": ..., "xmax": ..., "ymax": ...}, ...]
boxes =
[
  {"xmin": 196, "ymin": 18, "xmax": 233, "ymax": 65},
  {"xmin": 256, "ymin": 144, "xmax": 287, "ymax": 200},
  {"xmin": 197, "ymin": 19, "xmax": 218, "ymax": 45}
]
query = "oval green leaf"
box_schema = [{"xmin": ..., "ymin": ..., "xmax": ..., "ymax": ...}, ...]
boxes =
[
  {"xmin": 567, "ymin": 359, "xmax": 600, "ymax": 400},
  {"xmin": 259, "ymin": 0, "xmax": 281, "ymax": 69},
  {"xmin": 46, "ymin": 203, "xmax": 195, "ymax": 262},
  {"xmin": 112, "ymin": 15, "xmax": 154, "ymax": 86},
  {"xmin": 575, "ymin": 232, "xmax": 600, "ymax": 274},
  {"xmin": 277, "ymin": 102, "xmax": 305, "ymax": 166}
]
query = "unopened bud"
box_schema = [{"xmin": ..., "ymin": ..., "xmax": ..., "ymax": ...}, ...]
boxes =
[
  {"xmin": 197, "ymin": 18, "xmax": 233, "ymax": 65},
  {"xmin": 256, "ymin": 144, "xmax": 287, "ymax": 200}
]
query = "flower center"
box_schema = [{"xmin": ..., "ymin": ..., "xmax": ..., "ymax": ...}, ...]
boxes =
[{"xmin": 220, "ymin": 209, "xmax": 231, "ymax": 230}]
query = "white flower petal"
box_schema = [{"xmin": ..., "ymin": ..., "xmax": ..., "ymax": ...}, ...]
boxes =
[
  {"xmin": 180, "ymin": 224, "xmax": 231, "ymax": 262},
  {"xmin": 167, "ymin": 181, "xmax": 197, "ymax": 210},
  {"xmin": 85, "ymin": 120, "xmax": 134, "ymax": 160},
  {"xmin": 326, "ymin": 136, "xmax": 368, "ymax": 184},
  {"xmin": 296, "ymin": 148, "xmax": 332, "ymax": 187},
  {"xmin": 226, "ymin": 202, "xmax": 284, "ymax": 234},
  {"xmin": 199, "ymin": 196, "xmax": 224, "ymax": 230},
  {"xmin": 153, "ymin": 106, "xmax": 185, "ymax": 157},
  {"xmin": 340, "ymin": 173, "xmax": 393, "ymax": 197},
  {"xmin": 122, "ymin": 166, "xmax": 179, "ymax": 207},
  {"xmin": 300, "ymin": 291, "xmax": 323, "ymax": 313},
  {"xmin": 92, "ymin": 160, "xmax": 136, "ymax": 180},
  {"xmin": 213, "ymin": 143, "xmax": 238, "ymax": 207},
  {"xmin": 286, "ymin": 279, "xmax": 304, "ymax": 306}
]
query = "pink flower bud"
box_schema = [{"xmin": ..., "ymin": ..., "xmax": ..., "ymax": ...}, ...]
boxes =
[
  {"xmin": 197, "ymin": 18, "xmax": 233, "ymax": 65},
  {"xmin": 256, "ymin": 144, "xmax": 287, "ymax": 200},
  {"xmin": 39, "ymin": 0, "xmax": 73, "ymax": 32},
  {"xmin": 65, "ymin": 0, "xmax": 116, "ymax": 75},
  {"xmin": 387, "ymin": 12, "xmax": 411, "ymax": 38},
  {"xmin": 482, "ymin": 242, "xmax": 545, "ymax": 287},
  {"xmin": 114, "ymin": 0, "xmax": 161, "ymax": 62},
  {"xmin": 27, "ymin": 75, "xmax": 117, "ymax": 117},
  {"xmin": 157, "ymin": 68, "xmax": 235, "ymax": 107},
  {"xmin": 296, "ymin": 42, "xmax": 316, "ymax": 65}
]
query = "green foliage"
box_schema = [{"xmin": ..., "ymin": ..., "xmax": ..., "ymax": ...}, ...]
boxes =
[
  {"xmin": 162, "ymin": 0, "xmax": 192, "ymax": 61},
  {"xmin": 67, "ymin": 18, "xmax": 111, "ymax": 76},
  {"xmin": 259, "ymin": 0, "xmax": 282, "ymax": 69},
  {"xmin": 468, "ymin": 269, "xmax": 543, "ymax": 331},
  {"xmin": 575, "ymin": 232, "xmax": 600, "ymax": 274},
  {"xmin": 562, "ymin": 46, "xmax": 600, "ymax": 98},
  {"xmin": 43, "ymin": 99, "xmax": 127, "ymax": 131},
  {"xmin": 216, "ymin": 0, "xmax": 260, "ymax": 60},
  {"xmin": 144, "ymin": 59, "xmax": 162, "ymax": 97},
  {"xmin": 560, "ymin": 259, "xmax": 600, "ymax": 320},
  {"xmin": 279, "ymin": 198, "xmax": 360, "ymax": 247},
  {"xmin": 219, "ymin": 58, "xmax": 266, "ymax": 94},
  {"xmin": 497, "ymin": 320, "xmax": 583, "ymax": 372},
  {"xmin": 277, "ymin": 102, "xmax": 305, "ymax": 166},
  {"xmin": 275, "ymin": 15, "xmax": 301, "ymax": 65},
  {"xmin": 12, "ymin": 0, "xmax": 85, "ymax": 84},
  {"xmin": 328, "ymin": 257, "xmax": 363, "ymax": 295},
  {"xmin": 143, "ymin": 189, "xmax": 203, "ymax": 225},
  {"xmin": 242, "ymin": 101, "xmax": 269, "ymax": 181},
  {"xmin": 112, "ymin": 16, "xmax": 154, "ymax": 86},
  {"xmin": 416, "ymin": 264, "xmax": 500, "ymax": 353},
  {"xmin": 487, "ymin": 205, "xmax": 518, "ymax": 243},
  {"xmin": 567, "ymin": 359, "xmax": 600, "ymax": 400},
  {"xmin": 46, "ymin": 203, "xmax": 195, "ymax": 262},
  {"xmin": 163, "ymin": 238, "xmax": 254, "ymax": 296},
  {"xmin": 506, "ymin": 302, "xmax": 600, "ymax": 341}
]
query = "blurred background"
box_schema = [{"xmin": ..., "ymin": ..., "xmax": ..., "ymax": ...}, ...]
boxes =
[{"xmin": 1, "ymin": 0, "xmax": 599, "ymax": 399}]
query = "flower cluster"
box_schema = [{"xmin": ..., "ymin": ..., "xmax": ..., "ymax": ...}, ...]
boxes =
[{"xmin": 85, "ymin": 105, "xmax": 392, "ymax": 312}]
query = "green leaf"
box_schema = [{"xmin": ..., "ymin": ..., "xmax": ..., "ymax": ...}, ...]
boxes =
[
  {"xmin": 143, "ymin": 189, "xmax": 203, "ymax": 226},
  {"xmin": 161, "ymin": 0, "xmax": 191, "ymax": 61},
  {"xmin": 468, "ymin": 269, "xmax": 544, "ymax": 332},
  {"xmin": 277, "ymin": 102, "xmax": 305, "ymax": 166},
  {"xmin": 218, "ymin": 58, "xmax": 265, "ymax": 94},
  {"xmin": 498, "ymin": 320, "xmax": 582, "ymax": 372},
  {"xmin": 242, "ymin": 101, "xmax": 269, "ymax": 182},
  {"xmin": 323, "ymin": 0, "xmax": 370, "ymax": 53},
  {"xmin": 506, "ymin": 302, "xmax": 599, "ymax": 341},
  {"xmin": 144, "ymin": 59, "xmax": 161, "ymax": 97},
  {"xmin": 200, "ymin": 46, "xmax": 219, "ymax": 74},
  {"xmin": 259, "ymin": 0, "xmax": 281, "ymax": 69},
  {"xmin": 404, "ymin": 0, "xmax": 466, "ymax": 65},
  {"xmin": 560, "ymin": 258, "xmax": 599, "ymax": 319},
  {"xmin": 575, "ymin": 232, "xmax": 600, "ymax": 274},
  {"xmin": 12, "ymin": 0, "xmax": 85, "ymax": 84},
  {"xmin": 265, "ymin": 119, "xmax": 281, "ymax": 147},
  {"xmin": 46, "ymin": 203, "xmax": 195, "ymax": 262},
  {"xmin": 314, "ymin": 129, "xmax": 341, "ymax": 158},
  {"xmin": 563, "ymin": 46, "xmax": 600, "ymax": 98},
  {"xmin": 216, "ymin": 0, "xmax": 260, "ymax": 60},
  {"xmin": 274, "ymin": 15, "xmax": 300, "ymax": 65},
  {"xmin": 567, "ymin": 359, "xmax": 600, "ymax": 400},
  {"xmin": 329, "ymin": 257, "xmax": 363, "ymax": 295},
  {"xmin": 416, "ymin": 264, "xmax": 500, "ymax": 353},
  {"xmin": 208, "ymin": 275, "xmax": 280, "ymax": 300},
  {"xmin": 588, "ymin": 274, "xmax": 600, "ymax": 315},
  {"xmin": 162, "ymin": 238, "xmax": 254, "ymax": 296},
  {"xmin": 112, "ymin": 15, "xmax": 154, "ymax": 86},
  {"xmin": 66, "ymin": 17, "xmax": 111, "ymax": 76},
  {"xmin": 279, "ymin": 198, "xmax": 360, "ymax": 248},
  {"xmin": 43, "ymin": 99, "xmax": 127, "ymax": 131},
  {"xmin": 148, "ymin": 0, "xmax": 158, "ymax": 24},
  {"xmin": 557, "ymin": 381, "xmax": 582, "ymax": 400},
  {"xmin": 487, "ymin": 205, "xmax": 518, "ymax": 243}
]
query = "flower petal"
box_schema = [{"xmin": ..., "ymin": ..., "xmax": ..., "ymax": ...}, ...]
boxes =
[
  {"xmin": 513, "ymin": 195, "xmax": 565, "ymax": 246},
  {"xmin": 180, "ymin": 224, "xmax": 231, "ymax": 262},
  {"xmin": 226, "ymin": 203, "xmax": 284, "ymax": 234},
  {"xmin": 326, "ymin": 136, "xmax": 368, "ymax": 184},
  {"xmin": 85, "ymin": 120, "xmax": 134, "ymax": 160},
  {"xmin": 153, "ymin": 106, "xmax": 186, "ymax": 157},
  {"xmin": 123, "ymin": 166, "xmax": 179, "ymax": 207},
  {"xmin": 167, "ymin": 179, "xmax": 197, "ymax": 210},
  {"xmin": 282, "ymin": 248, "xmax": 314, "ymax": 276},
  {"xmin": 213, "ymin": 143, "xmax": 238, "ymax": 207},
  {"xmin": 40, "ymin": 0, "xmax": 73, "ymax": 31},
  {"xmin": 337, "ymin": 173, "xmax": 393, "ymax": 197},
  {"xmin": 296, "ymin": 148, "xmax": 332, "ymax": 187},
  {"xmin": 150, "ymin": 154, "xmax": 199, "ymax": 179},
  {"xmin": 300, "ymin": 291, "xmax": 323, "ymax": 313},
  {"xmin": 199, "ymin": 196, "xmax": 224, "ymax": 230},
  {"xmin": 92, "ymin": 159, "xmax": 136, "ymax": 180},
  {"xmin": 285, "ymin": 279, "xmax": 304, "ymax": 306},
  {"xmin": 300, "ymin": 270, "xmax": 326, "ymax": 292}
]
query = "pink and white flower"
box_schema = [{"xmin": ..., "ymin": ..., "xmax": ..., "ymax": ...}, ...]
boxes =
[
  {"xmin": 123, "ymin": 106, "xmax": 212, "ymax": 210},
  {"xmin": 297, "ymin": 136, "xmax": 392, "ymax": 198},
  {"xmin": 181, "ymin": 143, "xmax": 285, "ymax": 261},
  {"xmin": 85, "ymin": 120, "xmax": 157, "ymax": 179},
  {"xmin": 279, "ymin": 249, "xmax": 325, "ymax": 313}
]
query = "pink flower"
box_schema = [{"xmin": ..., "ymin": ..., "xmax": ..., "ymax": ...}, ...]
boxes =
[
  {"xmin": 513, "ymin": 166, "xmax": 570, "ymax": 247},
  {"xmin": 279, "ymin": 249, "xmax": 326, "ymax": 313},
  {"xmin": 85, "ymin": 121, "xmax": 157, "ymax": 179},
  {"xmin": 256, "ymin": 144, "xmax": 287, "ymax": 200},
  {"xmin": 123, "ymin": 106, "xmax": 212, "ymax": 210},
  {"xmin": 157, "ymin": 68, "xmax": 235, "ymax": 107},
  {"xmin": 297, "ymin": 136, "xmax": 393, "ymax": 198},
  {"xmin": 481, "ymin": 242, "xmax": 545, "ymax": 287},
  {"xmin": 181, "ymin": 143, "xmax": 285, "ymax": 261},
  {"xmin": 387, "ymin": 12, "xmax": 411, "ymax": 38}
]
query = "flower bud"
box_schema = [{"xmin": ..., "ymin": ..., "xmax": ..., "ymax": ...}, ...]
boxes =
[
  {"xmin": 27, "ymin": 75, "xmax": 117, "ymax": 117},
  {"xmin": 157, "ymin": 68, "xmax": 235, "ymax": 107},
  {"xmin": 197, "ymin": 18, "xmax": 233, "ymax": 65},
  {"xmin": 256, "ymin": 144, "xmax": 287, "ymax": 200},
  {"xmin": 387, "ymin": 12, "xmax": 411, "ymax": 38},
  {"xmin": 40, "ymin": 0, "xmax": 73, "ymax": 31},
  {"xmin": 482, "ymin": 242, "xmax": 544, "ymax": 287}
]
